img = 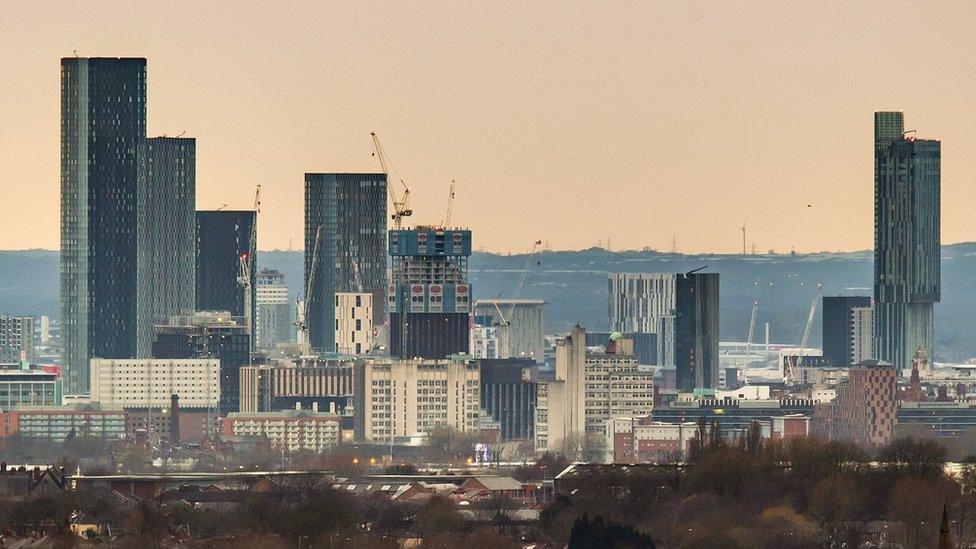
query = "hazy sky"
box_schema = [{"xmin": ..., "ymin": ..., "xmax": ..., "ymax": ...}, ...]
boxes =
[{"xmin": 2, "ymin": 2, "xmax": 976, "ymax": 254}]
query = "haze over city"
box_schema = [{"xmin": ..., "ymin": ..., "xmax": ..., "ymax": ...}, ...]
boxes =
[{"xmin": 3, "ymin": 2, "xmax": 976, "ymax": 253}]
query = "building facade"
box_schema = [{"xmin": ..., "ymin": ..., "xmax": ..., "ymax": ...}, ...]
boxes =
[
  {"xmin": 335, "ymin": 292, "xmax": 374, "ymax": 355},
  {"xmin": 874, "ymin": 111, "xmax": 941, "ymax": 371},
  {"xmin": 221, "ymin": 407, "xmax": 342, "ymax": 452},
  {"xmin": 388, "ymin": 228, "xmax": 472, "ymax": 359},
  {"xmin": 360, "ymin": 357, "xmax": 480, "ymax": 443},
  {"xmin": 822, "ymin": 296, "xmax": 872, "ymax": 368},
  {"xmin": 136, "ymin": 137, "xmax": 196, "ymax": 357},
  {"xmin": 304, "ymin": 173, "xmax": 387, "ymax": 353},
  {"xmin": 239, "ymin": 357, "xmax": 359, "ymax": 416},
  {"xmin": 151, "ymin": 312, "xmax": 249, "ymax": 414},
  {"xmin": 255, "ymin": 268, "xmax": 292, "ymax": 351},
  {"xmin": 472, "ymin": 300, "xmax": 545, "ymax": 363},
  {"xmin": 478, "ymin": 358, "xmax": 537, "ymax": 441},
  {"xmin": 89, "ymin": 358, "xmax": 220, "ymax": 410},
  {"xmin": 0, "ymin": 365, "xmax": 62, "ymax": 411},
  {"xmin": 0, "ymin": 316, "xmax": 34, "ymax": 363},
  {"xmin": 811, "ymin": 359, "xmax": 898, "ymax": 446},
  {"xmin": 5, "ymin": 404, "xmax": 127, "ymax": 440},
  {"xmin": 851, "ymin": 306, "xmax": 874, "ymax": 365},
  {"xmin": 61, "ymin": 57, "xmax": 147, "ymax": 394},
  {"xmin": 195, "ymin": 211, "xmax": 257, "ymax": 338}
]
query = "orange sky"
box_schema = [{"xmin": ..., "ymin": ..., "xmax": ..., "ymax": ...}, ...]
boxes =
[{"xmin": 2, "ymin": 2, "xmax": 976, "ymax": 254}]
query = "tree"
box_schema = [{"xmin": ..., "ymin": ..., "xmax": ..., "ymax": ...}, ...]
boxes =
[
  {"xmin": 878, "ymin": 436, "xmax": 948, "ymax": 478},
  {"xmin": 568, "ymin": 513, "xmax": 655, "ymax": 549},
  {"xmin": 414, "ymin": 495, "xmax": 464, "ymax": 539}
]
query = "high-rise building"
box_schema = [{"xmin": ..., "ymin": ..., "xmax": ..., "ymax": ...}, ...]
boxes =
[
  {"xmin": 239, "ymin": 357, "xmax": 359, "ymax": 416},
  {"xmin": 388, "ymin": 228, "xmax": 473, "ymax": 359},
  {"xmin": 472, "ymin": 299, "xmax": 546, "ymax": 363},
  {"xmin": 151, "ymin": 312, "xmax": 250, "ymax": 415},
  {"xmin": 195, "ymin": 211, "xmax": 257, "ymax": 336},
  {"xmin": 873, "ymin": 111, "xmax": 941, "ymax": 371},
  {"xmin": 608, "ymin": 272, "xmax": 719, "ymax": 390},
  {"xmin": 812, "ymin": 359, "xmax": 898, "ymax": 446},
  {"xmin": 851, "ymin": 306, "xmax": 874, "ymax": 365},
  {"xmin": 0, "ymin": 316, "xmax": 34, "ymax": 363},
  {"xmin": 335, "ymin": 292, "xmax": 374, "ymax": 355},
  {"xmin": 821, "ymin": 296, "xmax": 871, "ymax": 367},
  {"xmin": 304, "ymin": 173, "xmax": 387, "ymax": 353},
  {"xmin": 255, "ymin": 269, "xmax": 292, "ymax": 351},
  {"xmin": 136, "ymin": 137, "xmax": 196, "ymax": 357},
  {"xmin": 478, "ymin": 358, "xmax": 537, "ymax": 441},
  {"xmin": 61, "ymin": 57, "xmax": 147, "ymax": 394}
]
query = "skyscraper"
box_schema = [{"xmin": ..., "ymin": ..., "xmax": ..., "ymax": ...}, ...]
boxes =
[
  {"xmin": 388, "ymin": 228, "xmax": 472, "ymax": 359},
  {"xmin": 136, "ymin": 137, "xmax": 196, "ymax": 356},
  {"xmin": 873, "ymin": 111, "xmax": 941, "ymax": 371},
  {"xmin": 255, "ymin": 268, "xmax": 292, "ymax": 351},
  {"xmin": 61, "ymin": 57, "xmax": 147, "ymax": 394},
  {"xmin": 821, "ymin": 296, "xmax": 871, "ymax": 367},
  {"xmin": 195, "ymin": 211, "xmax": 257, "ymax": 330},
  {"xmin": 304, "ymin": 173, "xmax": 387, "ymax": 353}
]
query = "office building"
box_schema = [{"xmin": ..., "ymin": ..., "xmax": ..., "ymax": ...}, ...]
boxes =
[
  {"xmin": 255, "ymin": 268, "xmax": 292, "ymax": 351},
  {"xmin": 195, "ymin": 211, "xmax": 257, "ymax": 338},
  {"xmin": 221, "ymin": 406, "xmax": 342, "ymax": 452},
  {"xmin": 136, "ymin": 137, "xmax": 196, "ymax": 356},
  {"xmin": 89, "ymin": 358, "xmax": 219, "ymax": 410},
  {"xmin": 239, "ymin": 357, "xmax": 359, "ymax": 419},
  {"xmin": 388, "ymin": 228, "xmax": 473, "ymax": 359},
  {"xmin": 61, "ymin": 57, "xmax": 147, "ymax": 394},
  {"xmin": 472, "ymin": 300, "xmax": 546, "ymax": 363},
  {"xmin": 874, "ymin": 111, "xmax": 941, "ymax": 371},
  {"xmin": 609, "ymin": 273, "xmax": 719, "ymax": 390},
  {"xmin": 3, "ymin": 403, "xmax": 127, "ymax": 440},
  {"xmin": 812, "ymin": 359, "xmax": 898, "ymax": 446},
  {"xmin": 151, "ymin": 312, "xmax": 250, "ymax": 414},
  {"xmin": 821, "ymin": 296, "xmax": 871, "ymax": 368},
  {"xmin": 0, "ymin": 364, "xmax": 62, "ymax": 411},
  {"xmin": 535, "ymin": 327, "xmax": 654, "ymax": 453},
  {"xmin": 0, "ymin": 316, "xmax": 34, "ymax": 363},
  {"xmin": 359, "ymin": 356, "xmax": 480, "ymax": 443},
  {"xmin": 304, "ymin": 173, "xmax": 387, "ymax": 353},
  {"xmin": 335, "ymin": 292, "xmax": 374, "ymax": 354},
  {"xmin": 478, "ymin": 358, "xmax": 537, "ymax": 441}
]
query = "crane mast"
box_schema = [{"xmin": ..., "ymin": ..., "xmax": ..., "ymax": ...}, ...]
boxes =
[
  {"xmin": 744, "ymin": 299, "xmax": 758, "ymax": 358},
  {"xmin": 370, "ymin": 132, "xmax": 413, "ymax": 229},
  {"xmin": 296, "ymin": 226, "xmax": 322, "ymax": 355},
  {"xmin": 493, "ymin": 240, "xmax": 543, "ymax": 326},
  {"xmin": 442, "ymin": 179, "xmax": 456, "ymax": 228},
  {"xmin": 787, "ymin": 283, "xmax": 822, "ymax": 381},
  {"xmin": 236, "ymin": 253, "xmax": 252, "ymax": 343}
]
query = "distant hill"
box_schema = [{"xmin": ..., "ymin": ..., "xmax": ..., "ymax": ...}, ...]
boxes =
[{"xmin": 5, "ymin": 244, "xmax": 975, "ymax": 361}]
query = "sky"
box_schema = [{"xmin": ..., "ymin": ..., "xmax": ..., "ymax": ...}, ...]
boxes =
[{"xmin": 2, "ymin": 2, "xmax": 976, "ymax": 254}]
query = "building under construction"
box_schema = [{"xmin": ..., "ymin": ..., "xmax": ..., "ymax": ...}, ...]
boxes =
[{"xmin": 388, "ymin": 228, "xmax": 472, "ymax": 359}]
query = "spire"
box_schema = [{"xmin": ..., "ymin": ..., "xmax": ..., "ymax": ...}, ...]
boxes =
[{"xmin": 938, "ymin": 504, "xmax": 953, "ymax": 549}]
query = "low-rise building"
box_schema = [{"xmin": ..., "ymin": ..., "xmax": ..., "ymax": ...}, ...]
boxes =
[
  {"xmin": 652, "ymin": 397, "xmax": 815, "ymax": 437},
  {"xmin": 221, "ymin": 405, "xmax": 342, "ymax": 452},
  {"xmin": 4, "ymin": 403, "xmax": 126, "ymax": 440},
  {"xmin": 0, "ymin": 363, "xmax": 62, "ymax": 411}
]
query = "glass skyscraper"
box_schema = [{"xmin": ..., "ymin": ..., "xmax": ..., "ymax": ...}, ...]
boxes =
[
  {"xmin": 304, "ymin": 173, "xmax": 387, "ymax": 353},
  {"xmin": 195, "ymin": 210, "xmax": 257, "ymax": 327},
  {"xmin": 873, "ymin": 111, "xmax": 941, "ymax": 371},
  {"xmin": 61, "ymin": 57, "xmax": 147, "ymax": 394}
]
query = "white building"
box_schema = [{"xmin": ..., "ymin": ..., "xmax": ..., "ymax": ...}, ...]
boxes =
[
  {"xmin": 472, "ymin": 299, "xmax": 545, "ymax": 362},
  {"xmin": 335, "ymin": 292, "xmax": 373, "ymax": 354},
  {"xmin": 851, "ymin": 306, "xmax": 873, "ymax": 365},
  {"xmin": 470, "ymin": 325, "xmax": 500, "ymax": 359},
  {"xmin": 361, "ymin": 356, "xmax": 480, "ymax": 443},
  {"xmin": 256, "ymin": 268, "xmax": 292, "ymax": 351},
  {"xmin": 89, "ymin": 358, "xmax": 220, "ymax": 409},
  {"xmin": 221, "ymin": 405, "xmax": 342, "ymax": 452}
]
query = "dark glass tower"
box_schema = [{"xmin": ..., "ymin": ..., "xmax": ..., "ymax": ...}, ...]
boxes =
[
  {"xmin": 674, "ymin": 272, "xmax": 719, "ymax": 390},
  {"xmin": 136, "ymin": 137, "xmax": 196, "ymax": 356},
  {"xmin": 822, "ymin": 296, "xmax": 871, "ymax": 367},
  {"xmin": 873, "ymin": 111, "xmax": 940, "ymax": 371},
  {"xmin": 61, "ymin": 57, "xmax": 147, "ymax": 394},
  {"xmin": 388, "ymin": 228, "xmax": 473, "ymax": 359},
  {"xmin": 195, "ymin": 211, "xmax": 257, "ymax": 327},
  {"xmin": 305, "ymin": 173, "xmax": 387, "ymax": 353}
]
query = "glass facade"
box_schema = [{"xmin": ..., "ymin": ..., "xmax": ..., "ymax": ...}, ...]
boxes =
[
  {"xmin": 195, "ymin": 211, "xmax": 257, "ymax": 325},
  {"xmin": 61, "ymin": 57, "xmax": 147, "ymax": 394}
]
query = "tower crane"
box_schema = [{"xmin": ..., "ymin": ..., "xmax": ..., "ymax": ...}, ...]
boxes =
[
  {"xmin": 296, "ymin": 226, "xmax": 322, "ymax": 355},
  {"xmin": 441, "ymin": 179, "xmax": 456, "ymax": 228},
  {"xmin": 370, "ymin": 132, "xmax": 413, "ymax": 229},
  {"xmin": 236, "ymin": 252, "xmax": 253, "ymax": 342},
  {"xmin": 492, "ymin": 239, "xmax": 543, "ymax": 326},
  {"xmin": 787, "ymin": 283, "xmax": 822, "ymax": 381},
  {"xmin": 254, "ymin": 184, "xmax": 261, "ymax": 213},
  {"xmin": 744, "ymin": 299, "xmax": 758, "ymax": 358}
]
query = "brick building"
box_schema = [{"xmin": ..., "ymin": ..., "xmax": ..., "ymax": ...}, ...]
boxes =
[{"xmin": 812, "ymin": 359, "xmax": 898, "ymax": 446}]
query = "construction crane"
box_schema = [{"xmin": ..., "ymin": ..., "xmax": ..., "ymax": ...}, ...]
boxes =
[
  {"xmin": 254, "ymin": 184, "xmax": 261, "ymax": 213},
  {"xmin": 787, "ymin": 283, "xmax": 822, "ymax": 381},
  {"xmin": 744, "ymin": 299, "xmax": 758, "ymax": 358},
  {"xmin": 236, "ymin": 252, "xmax": 253, "ymax": 342},
  {"xmin": 492, "ymin": 239, "xmax": 543, "ymax": 326},
  {"xmin": 296, "ymin": 226, "xmax": 322, "ymax": 355},
  {"xmin": 441, "ymin": 179, "xmax": 456, "ymax": 228},
  {"xmin": 370, "ymin": 132, "xmax": 413, "ymax": 229}
]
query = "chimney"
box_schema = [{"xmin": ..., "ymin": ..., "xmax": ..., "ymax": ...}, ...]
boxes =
[{"xmin": 170, "ymin": 394, "xmax": 181, "ymax": 446}]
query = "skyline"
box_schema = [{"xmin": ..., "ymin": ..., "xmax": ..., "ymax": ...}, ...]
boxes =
[{"xmin": 3, "ymin": 3, "xmax": 976, "ymax": 254}]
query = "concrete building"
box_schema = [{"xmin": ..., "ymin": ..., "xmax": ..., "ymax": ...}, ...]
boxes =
[
  {"xmin": 221, "ymin": 406, "xmax": 342, "ymax": 452},
  {"xmin": 822, "ymin": 296, "xmax": 872, "ymax": 368},
  {"xmin": 335, "ymin": 292, "xmax": 374, "ymax": 354},
  {"xmin": 851, "ymin": 306, "xmax": 874, "ymax": 365},
  {"xmin": 534, "ymin": 327, "xmax": 654, "ymax": 453},
  {"xmin": 360, "ymin": 356, "xmax": 480, "ymax": 443},
  {"xmin": 608, "ymin": 272, "xmax": 719, "ymax": 389},
  {"xmin": 239, "ymin": 357, "xmax": 359, "ymax": 417},
  {"xmin": 0, "ymin": 364, "xmax": 62, "ymax": 411},
  {"xmin": 255, "ymin": 268, "xmax": 291, "ymax": 351},
  {"xmin": 4, "ymin": 403, "xmax": 127, "ymax": 440},
  {"xmin": 652, "ymin": 397, "xmax": 816, "ymax": 437},
  {"xmin": 478, "ymin": 358, "xmax": 537, "ymax": 441},
  {"xmin": 135, "ymin": 137, "xmax": 196, "ymax": 357},
  {"xmin": 61, "ymin": 57, "xmax": 147, "ymax": 394},
  {"xmin": 305, "ymin": 173, "xmax": 387, "ymax": 353},
  {"xmin": 195, "ymin": 211, "xmax": 257, "ymax": 342},
  {"xmin": 812, "ymin": 359, "xmax": 898, "ymax": 446},
  {"xmin": 89, "ymin": 358, "xmax": 220, "ymax": 410},
  {"xmin": 151, "ymin": 312, "xmax": 249, "ymax": 415},
  {"xmin": 585, "ymin": 331, "xmax": 657, "ymax": 366},
  {"xmin": 470, "ymin": 326, "xmax": 500, "ymax": 359},
  {"xmin": 388, "ymin": 228, "xmax": 472, "ymax": 359},
  {"xmin": 0, "ymin": 316, "xmax": 34, "ymax": 363},
  {"xmin": 473, "ymin": 300, "xmax": 545, "ymax": 363},
  {"xmin": 874, "ymin": 111, "xmax": 941, "ymax": 371}
]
